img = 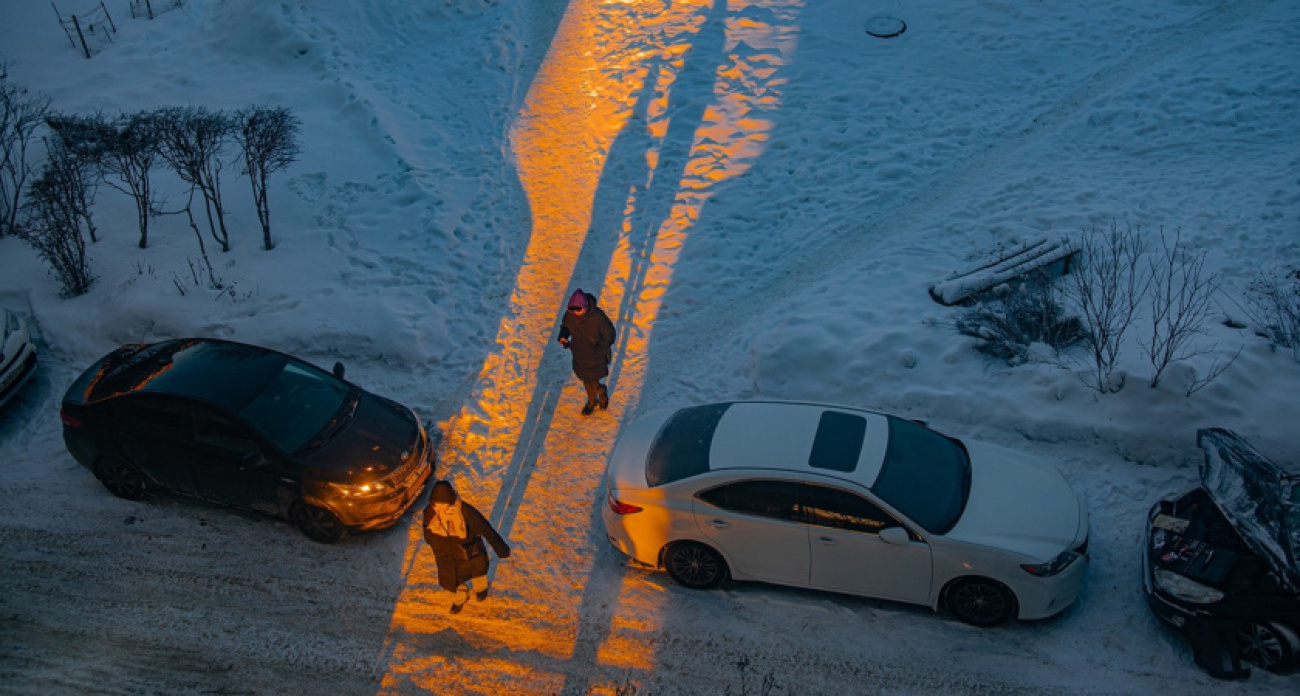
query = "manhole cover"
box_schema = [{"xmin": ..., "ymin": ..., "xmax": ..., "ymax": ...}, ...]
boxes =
[{"xmin": 864, "ymin": 15, "xmax": 906, "ymax": 39}]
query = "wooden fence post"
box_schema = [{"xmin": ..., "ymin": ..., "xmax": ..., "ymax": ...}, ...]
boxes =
[
  {"xmin": 99, "ymin": 1, "xmax": 117, "ymax": 32},
  {"xmin": 70, "ymin": 14, "xmax": 91, "ymax": 59},
  {"xmin": 51, "ymin": 3, "xmax": 79, "ymax": 51}
]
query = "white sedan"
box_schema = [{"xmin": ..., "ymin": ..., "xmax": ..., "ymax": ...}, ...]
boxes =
[
  {"xmin": 0, "ymin": 308, "xmax": 38, "ymax": 409},
  {"xmin": 601, "ymin": 401, "xmax": 1089, "ymax": 626}
]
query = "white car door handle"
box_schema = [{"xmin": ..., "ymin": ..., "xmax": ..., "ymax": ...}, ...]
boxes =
[
  {"xmin": 709, "ymin": 519, "xmax": 731, "ymax": 529},
  {"xmin": 817, "ymin": 537, "xmax": 838, "ymax": 545}
]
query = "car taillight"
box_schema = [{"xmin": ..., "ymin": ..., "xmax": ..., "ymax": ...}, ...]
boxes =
[
  {"xmin": 607, "ymin": 489, "xmax": 642, "ymax": 515},
  {"xmin": 60, "ymin": 409, "xmax": 81, "ymax": 428}
]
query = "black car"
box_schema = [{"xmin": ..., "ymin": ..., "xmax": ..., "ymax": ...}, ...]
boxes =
[
  {"xmin": 1143, "ymin": 428, "xmax": 1300, "ymax": 679},
  {"xmin": 60, "ymin": 338, "xmax": 434, "ymax": 543}
]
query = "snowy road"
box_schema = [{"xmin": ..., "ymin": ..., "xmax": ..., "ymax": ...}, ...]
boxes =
[{"xmin": 2, "ymin": 0, "xmax": 1298, "ymax": 695}]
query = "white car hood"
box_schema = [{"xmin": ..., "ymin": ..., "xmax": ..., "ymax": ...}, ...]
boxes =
[{"xmin": 944, "ymin": 441, "xmax": 1086, "ymax": 561}]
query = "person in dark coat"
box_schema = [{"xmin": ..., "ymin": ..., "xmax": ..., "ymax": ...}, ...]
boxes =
[
  {"xmin": 422, "ymin": 480, "xmax": 511, "ymax": 614},
  {"xmin": 558, "ymin": 288, "xmax": 617, "ymax": 415}
]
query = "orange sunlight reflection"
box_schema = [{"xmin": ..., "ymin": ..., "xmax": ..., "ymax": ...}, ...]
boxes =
[{"xmin": 379, "ymin": 1, "xmax": 800, "ymax": 692}]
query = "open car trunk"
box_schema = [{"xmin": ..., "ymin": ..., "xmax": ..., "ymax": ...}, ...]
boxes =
[
  {"xmin": 1148, "ymin": 429, "xmax": 1300, "ymax": 679},
  {"xmin": 1150, "ymin": 486, "xmax": 1285, "ymax": 597},
  {"xmin": 1196, "ymin": 428, "xmax": 1300, "ymax": 591}
]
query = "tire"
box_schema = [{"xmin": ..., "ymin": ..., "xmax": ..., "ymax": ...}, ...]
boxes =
[
  {"xmin": 663, "ymin": 542, "xmax": 728, "ymax": 590},
  {"xmin": 945, "ymin": 577, "xmax": 1016, "ymax": 627},
  {"xmin": 94, "ymin": 457, "xmax": 147, "ymax": 501},
  {"xmin": 1237, "ymin": 621, "xmax": 1299, "ymax": 672},
  {"xmin": 292, "ymin": 502, "xmax": 345, "ymax": 544}
]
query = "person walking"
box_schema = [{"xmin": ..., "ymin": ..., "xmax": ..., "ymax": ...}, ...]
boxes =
[
  {"xmin": 557, "ymin": 288, "xmax": 616, "ymax": 415},
  {"xmin": 422, "ymin": 480, "xmax": 511, "ymax": 615}
]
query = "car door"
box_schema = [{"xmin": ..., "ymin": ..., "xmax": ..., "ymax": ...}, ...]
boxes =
[
  {"xmin": 694, "ymin": 479, "xmax": 810, "ymax": 586},
  {"xmin": 804, "ymin": 484, "xmax": 933, "ymax": 605},
  {"xmin": 114, "ymin": 394, "xmax": 197, "ymax": 493},
  {"xmin": 188, "ymin": 403, "xmax": 290, "ymax": 515}
]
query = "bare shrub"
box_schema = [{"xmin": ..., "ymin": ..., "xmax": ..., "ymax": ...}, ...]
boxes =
[
  {"xmin": 1141, "ymin": 228, "xmax": 1236, "ymax": 390},
  {"xmin": 1067, "ymin": 222, "xmax": 1150, "ymax": 392},
  {"xmin": 1239, "ymin": 267, "xmax": 1300, "ymax": 362},
  {"xmin": 44, "ymin": 113, "xmax": 111, "ymax": 243},
  {"xmin": 956, "ymin": 269, "xmax": 1085, "ymax": 365},
  {"xmin": 180, "ymin": 187, "xmax": 221, "ymax": 288},
  {"xmin": 19, "ymin": 159, "xmax": 94, "ymax": 296},
  {"xmin": 170, "ymin": 256, "xmax": 225, "ymax": 296},
  {"xmin": 101, "ymin": 110, "xmax": 164, "ymax": 248},
  {"xmin": 156, "ymin": 106, "xmax": 234, "ymax": 251},
  {"xmin": 234, "ymin": 105, "xmax": 301, "ymax": 250},
  {"xmin": 1, "ymin": 64, "xmax": 51, "ymax": 237}
]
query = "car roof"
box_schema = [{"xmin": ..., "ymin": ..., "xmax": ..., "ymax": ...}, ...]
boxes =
[
  {"xmin": 96, "ymin": 338, "xmax": 291, "ymax": 412},
  {"xmin": 707, "ymin": 401, "xmax": 891, "ymax": 488}
]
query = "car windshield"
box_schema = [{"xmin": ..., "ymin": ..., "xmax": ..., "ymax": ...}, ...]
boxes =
[
  {"xmin": 239, "ymin": 360, "xmax": 354, "ymax": 453},
  {"xmin": 870, "ymin": 416, "xmax": 971, "ymax": 534},
  {"xmin": 646, "ymin": 403, "xmax": 732, "ymax": 486}
]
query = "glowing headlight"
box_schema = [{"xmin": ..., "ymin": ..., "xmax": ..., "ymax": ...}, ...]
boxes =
[
  {"xmin": 1020, "ymin": 550, "xmax": 1080, "ymax": 577},
  {"xmin": 329, "ymin": 480, "xmax": 389, "ymax": 498},
  {"xmin": 1153, "ymin": 569, "xmax": 1224, "ymax": 604}
]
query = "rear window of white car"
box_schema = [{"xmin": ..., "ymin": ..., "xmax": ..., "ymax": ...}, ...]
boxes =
[{"xmin": 646, "ymin": 403, "xmax": 732, "ymax": 486}]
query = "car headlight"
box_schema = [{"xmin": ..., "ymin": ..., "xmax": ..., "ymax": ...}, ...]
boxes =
[
  {"xmin": 329, "ymin": 480, "xmax": 389, "ymax": 498},
  {"xmin": 1020, "ymin": 550, "xmax": 1080, "ymax": 577},
  {"xmin": 1152, "ymin": 569, "xmax": 1224, "ymax": 604}
]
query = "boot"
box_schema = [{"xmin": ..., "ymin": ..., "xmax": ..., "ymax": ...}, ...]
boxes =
[{"xmin": 597, "ymin": 384, "xmax": 609, "ymax": 411}]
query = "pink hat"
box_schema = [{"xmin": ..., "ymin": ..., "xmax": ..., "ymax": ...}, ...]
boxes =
[{"xmin": 568, "ymin": 289, "xmax": 588, "ymax": 311}]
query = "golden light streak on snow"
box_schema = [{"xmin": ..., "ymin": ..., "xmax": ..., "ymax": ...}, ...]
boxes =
[
  {"xmin": 433, "ymin": 3, "xmax": 644, "ymax": 495},
  {"xmin": 378, "ymin": 1, "xmax": 799, "ymax": 692}
]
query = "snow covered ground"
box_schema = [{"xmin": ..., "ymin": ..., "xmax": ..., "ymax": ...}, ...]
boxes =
[{"xmin": 1, "ymin": 0, "xmax": 1298, "ymax": 694}]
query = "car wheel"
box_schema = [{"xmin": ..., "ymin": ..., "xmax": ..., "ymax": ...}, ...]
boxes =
[
  {"xmin": 945, "ymin": 577, "xmax": 1016, "ymax": 627},
  {"xmin": 94, "ymin": 458, "xmax": 147, "ymax": 501},
  {"xmin": 664, "ymin": 542, "xmax": 728, "ymax": 590},
  {"xmin": 292, "ymin": 502, "xmax": 345, "ymax": 544},
  {"xmin": 1238, "ymin": 621, "xmax": 1299, "ymax": 671}
]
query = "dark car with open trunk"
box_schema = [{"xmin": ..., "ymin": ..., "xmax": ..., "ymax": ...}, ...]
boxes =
[{"xmin": 1143, "ymin": 428, "xmax": 1300, "ymax": 679}]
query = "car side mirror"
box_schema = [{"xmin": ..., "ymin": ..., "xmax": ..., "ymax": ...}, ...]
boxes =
[
  {"xmin": 333, "ymin": 361, "xmax": 345, "ymax": 379},
  {"xmin": 880, "ymin": 527, "xmax": 911, "ymax": 546}
]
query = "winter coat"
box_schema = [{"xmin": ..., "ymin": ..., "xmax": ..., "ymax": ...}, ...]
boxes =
[
  {"xmin": 559, "ymin": 293, "xmax": 616, "ymax": 382},
  {"xmin": 421, "ymin": 499, "xmax": 510, "ymax": 591}
]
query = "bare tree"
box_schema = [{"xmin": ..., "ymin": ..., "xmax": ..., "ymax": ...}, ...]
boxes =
[
  {"xmin": 155, "ymin": 106, "xmax": 234, "ymax": 251},
  {"xmin": 1141, "ymin": 228, "xmax": 1233, "ymax": 389},
  {"xmin": 1, "ymin": 64, "xmax": 51, "ymax": 237},
  {"xmin": 18, "ymin": 159, "xmax": 94, "ymax": 296},
  {"xmin": 44, "ymin": 112, "xmax": 111, "ymax": 243},
  {"xmin": 100, "ymin": 109, "xmax": 163, "ymax": 248},
  {"xmin": 1068, "ymin": 222, "xmax": 1150, "ymax": 392},
  {"xmin": 235, "ymin": 105, "xmax": 300, "ymax": 250}
]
